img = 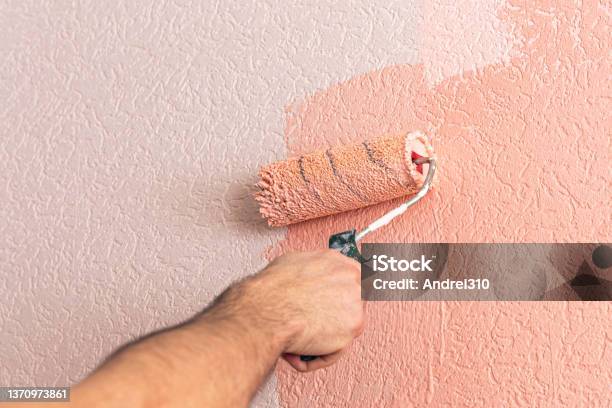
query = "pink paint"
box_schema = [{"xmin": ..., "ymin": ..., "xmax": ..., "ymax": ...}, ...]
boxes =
[
  {"xmin": 275, "ymin": 1, "xmax": 611, "ymax": 406},
  {"xmin": 255, "ymin": 132, "xmax": 433, "ymax": 227}
]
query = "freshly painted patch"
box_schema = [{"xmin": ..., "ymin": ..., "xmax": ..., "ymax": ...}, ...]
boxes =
[{"xmin": 275, "ymin": 1, "xmax": 611, "ymax": 406}]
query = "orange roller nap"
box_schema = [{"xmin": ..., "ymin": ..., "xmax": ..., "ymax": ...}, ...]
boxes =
[{"xmin": 255, "ymin": 131, "xmax": 435, "ymax": 227}]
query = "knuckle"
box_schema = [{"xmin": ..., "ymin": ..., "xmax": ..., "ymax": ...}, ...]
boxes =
[
  {"xmin": 353, "ymin": 314, "xmax": 365, "ymax": 336},
  {"xmin": 351, "ymin": 265, "xmax": 361, "ymax": 280}
]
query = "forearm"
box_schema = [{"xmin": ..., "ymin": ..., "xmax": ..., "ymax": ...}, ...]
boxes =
[
  {"xmin": 73, "ymin": 279, "xmax": 295, "ymax": 408},
  {"xmin": 67, "ymin": 250, "xmax": 362, "ymax": 407}
]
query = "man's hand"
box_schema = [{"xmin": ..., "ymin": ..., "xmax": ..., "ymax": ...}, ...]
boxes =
[
  {"xmin": 66, "ymin": 250, "xmax": 364, "ymax": 408},
  {"xmin": 238, "ymin": 250, "xmax": 364, "ymax": 371}
]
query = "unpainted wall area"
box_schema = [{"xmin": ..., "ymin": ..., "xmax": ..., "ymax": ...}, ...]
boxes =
[
  {"xmin": 0, "ymin": 1, "xmax": 610, "ymax": 407},
  {"xmin": 0, "ymin": 0, "xmax": 425, "ymax": 404}
]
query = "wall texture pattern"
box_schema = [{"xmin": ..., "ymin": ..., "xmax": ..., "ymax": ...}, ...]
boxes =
[{"xmin": 0, "ymin": 1, "xmax": 610, "ymax": 407}]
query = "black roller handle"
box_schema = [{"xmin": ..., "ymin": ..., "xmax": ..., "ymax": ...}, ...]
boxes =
[{"xmin": 299, "ymin": 229, "xmax": 365, "ymax": 362}]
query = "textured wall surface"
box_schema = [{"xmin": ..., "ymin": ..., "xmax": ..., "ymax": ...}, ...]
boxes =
[
  {"xmin": 276, "ymin": 1, "xmax": 612, "ymax": 407},
  {"xmin": 0, "ymin": 0, "xmax": 610, "ymax": 407}
]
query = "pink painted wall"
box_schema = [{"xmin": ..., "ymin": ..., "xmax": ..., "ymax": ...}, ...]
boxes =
[
  {"xmin": 275, "ymin": 1, "xmax": 611, "ymax": 406},
  {"xmin": 0, "ymin": 0, "xmax": 609, "ymax": 407}
]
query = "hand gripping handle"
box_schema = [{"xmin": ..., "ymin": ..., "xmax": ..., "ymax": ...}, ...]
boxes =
[{"xmin": 299, "ymin": 230, "xmax": 364, "ymax": 362}]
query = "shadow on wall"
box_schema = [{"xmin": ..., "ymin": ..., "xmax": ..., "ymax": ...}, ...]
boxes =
[
  {"xmin": 223, "ymin": 172, "xmax": 272, "ymax": 235},
  {"xmin": 153, "ymin": 170, "xmax": 269, "ymax": 238}
]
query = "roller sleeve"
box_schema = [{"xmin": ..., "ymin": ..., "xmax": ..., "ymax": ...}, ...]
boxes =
[{"xmin": 255, "ymin": 131, "xmax": 435, "ymax": 227}]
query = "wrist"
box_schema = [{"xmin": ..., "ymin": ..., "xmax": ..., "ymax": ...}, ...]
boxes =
[
  {"xmin": 234, "ymin": 276, "xmax": 304, "ymax": 354},
  {"xmin": 193, "ymin": 276, "xmax": 303, "ymax": 356}
]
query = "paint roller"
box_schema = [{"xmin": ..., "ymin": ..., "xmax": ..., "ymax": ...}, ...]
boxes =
[
  {"xmin": 255, "ymin": 131, "xmax": 437, "ymax": 360},
  {"xmin": 256, "ymin": 131, "xmax": 437, "ymax": 251}
]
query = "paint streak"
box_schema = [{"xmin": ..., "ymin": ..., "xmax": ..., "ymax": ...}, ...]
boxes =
[{"xmin": 275, "ymin": 1, "xmax": 611, "ymax": 406}]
